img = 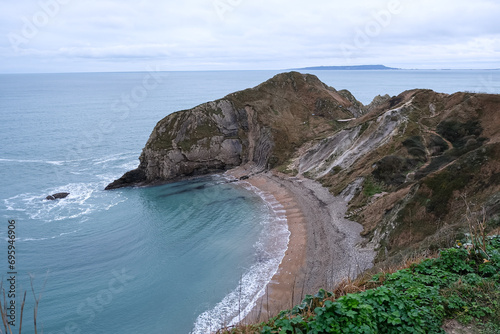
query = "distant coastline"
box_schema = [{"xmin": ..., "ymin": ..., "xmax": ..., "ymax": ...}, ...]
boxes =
[
  {"xmin": 290, "ymin": 64, "xmax": 399, "ymax": 71},
  {"xmin": 289, "ymin": 65, "xmax": 499, "ymax": 71}
]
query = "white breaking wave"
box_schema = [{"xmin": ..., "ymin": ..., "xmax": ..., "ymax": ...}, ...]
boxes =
[
  {"xmin": 191, "ymin": 181, "xmax": 290, "ymax": 334},
  {"xmin": 2, "ymin": 154, "xmax": 140, "ymax": 223},
  {"xmin": 92, "ymin": 152, "xmax": 138, "ymax": 166},
  {"xmin": 3, "ymin": 180, "xmax": 126, "ymax": 223},
  {"xmin": 0, "ymin": 153, "xmax": 138, "ymax": 171},
  {"xmin": 0, "ymin": 158, "xmax": 65, "ymax": 166}
]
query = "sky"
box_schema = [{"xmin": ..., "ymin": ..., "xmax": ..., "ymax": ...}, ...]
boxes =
[{"xmin": 0, "ymin": 0, "xmax": 499, "ymax": 73}]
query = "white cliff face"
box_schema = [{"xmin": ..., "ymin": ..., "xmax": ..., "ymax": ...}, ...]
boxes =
[
  {"xmin": 295, "ymin": 100, "xmax": 413, "ymax": 178},
  {"xmin": 297, "ymin": 127, "xmax": 362, "ymax": 176}
]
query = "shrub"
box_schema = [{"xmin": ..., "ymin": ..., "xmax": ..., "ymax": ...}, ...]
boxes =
[{"xmin": 227, "ymin": 235, "xmax": 500, "ymax": 334}]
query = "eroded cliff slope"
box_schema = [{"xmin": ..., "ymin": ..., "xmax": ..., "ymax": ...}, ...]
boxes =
[
  {"xmin": 295, "ymin": 90, "xmax": 500, "ymax": 262},
  {"xmin": 106, "ymin": 72, "xmax": 363, "ymax": 189}
]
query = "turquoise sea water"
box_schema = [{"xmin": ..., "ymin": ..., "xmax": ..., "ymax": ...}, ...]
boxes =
[{"xmin": 0, "ymin": 70, "xmax": 498, "ymax": 333}]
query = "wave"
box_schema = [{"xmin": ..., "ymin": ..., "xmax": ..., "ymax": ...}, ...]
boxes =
[
  {"xmin": 9, "ymin": 229, "xmax": 80, "ymax": 242},
  {"xmin": 191, "ymin": 181, "xmax": 290, "ymax": 334},
  {"xmin": 2, "ymin": 152, "xmax": 140, "ymax": 224},
  {"xmin": 93, "ymin": 153, "xmax": 139, "ymax": 180},
  {"xmin": 0, "ymin": 158, "xmax": 65, "ymax": 166},
  {"xmin": 3, "ymin": 180, "xmax": 126, "ymax": 223},
  {"xmin": 0, "ymin": 152, "xmax": 139, "ymax": 173},
  {"xmin": 92, "ymin": 152, "xmax": 138, "ymax": 166},
  {"xmin": 0, "ymin": 152, "xmax": 138, "ymax": 167}
]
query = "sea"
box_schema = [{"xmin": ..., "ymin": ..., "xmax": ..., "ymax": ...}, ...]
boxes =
[{"xmin": 0, "ymin": 69, "xmax": 498, "ymax": 333}]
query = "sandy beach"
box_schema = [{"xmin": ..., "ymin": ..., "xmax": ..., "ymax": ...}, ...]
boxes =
[{"xmin": 229, "ymin": 169, "xmax": 375, "ymax": 322}]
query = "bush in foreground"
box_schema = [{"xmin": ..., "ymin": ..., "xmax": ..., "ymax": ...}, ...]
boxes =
[{"xmin": 225, "ymin": 235, "xmax": 500, "ymax": 334}]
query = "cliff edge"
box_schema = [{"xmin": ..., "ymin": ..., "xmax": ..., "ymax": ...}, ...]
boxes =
[{"xmin": 106, "ymin": 72, "xmax": 364, "ymax": 189}]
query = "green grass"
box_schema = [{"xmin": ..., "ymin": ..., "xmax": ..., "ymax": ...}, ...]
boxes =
[
  {"xmin": 224, "ymin": 235, "xmax": 500, "ymax": 334},
  {"xmin": 363, "ymin": 177, "xmax": 384, "ymax": 197},
  {"xmin": 275, "ymin": 161, "xmax": 297, "ymax": 175},
  {"xmin": 424, "ymin": 170, "xmax": 470, "ymax": 217}
]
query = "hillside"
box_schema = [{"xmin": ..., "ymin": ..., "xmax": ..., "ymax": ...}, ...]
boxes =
[
  {"xmin": 309, "ymin": 89, "xmax": 500, "ymax": 263},
  {"xmin": 106, "ymin": 71, "xmax": 500, "ymax": 265}
]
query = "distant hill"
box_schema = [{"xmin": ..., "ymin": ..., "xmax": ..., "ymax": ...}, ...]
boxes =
[{"xmin": 292, "ymin": 65, "xmax": 399, "ymax": 71}]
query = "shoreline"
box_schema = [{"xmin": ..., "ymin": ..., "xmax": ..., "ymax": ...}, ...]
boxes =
[
  {"xmin": 243, "ymin": 173, "xmax": 308, "ymax": 321},
  {"xmin": 228, "ymin": 168, "xmax": 375, "ymax": 324}
]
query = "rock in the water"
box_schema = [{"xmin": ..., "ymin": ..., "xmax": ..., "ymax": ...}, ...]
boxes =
[
  {"xmin": 105, "ymin": 168, "xmax": 147, "ymax": 190},
  {"xmin": 46, "ymin": 192, "xmax": 70, "ymax": 200}
]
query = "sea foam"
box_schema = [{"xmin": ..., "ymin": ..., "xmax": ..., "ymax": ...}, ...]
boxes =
[
  {"xmin": 3, "ymin": 180, "xmax": 125, "ymax": 223},
  {"xmin": 191, "ymin": 180, "xmax": 290, "ymax": 334}
]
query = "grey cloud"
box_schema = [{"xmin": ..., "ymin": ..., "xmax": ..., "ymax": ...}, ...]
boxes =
[{"xmin": 0, "ymin": 0, "xmax": 499, "ymax": 72}]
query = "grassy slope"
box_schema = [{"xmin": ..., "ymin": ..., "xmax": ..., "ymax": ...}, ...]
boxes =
[{"xmin": 225, "ymin": 234, "xmax": 500, "ymax": 334}]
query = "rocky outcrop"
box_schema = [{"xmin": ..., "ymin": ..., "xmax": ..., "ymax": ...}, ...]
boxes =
[
  {"xmin": 46, "ymin": 192, "xmax": 70, "ymax": 200},
  {"xmin": 106, "ymin": 72, "xmax": 363, "ymax": 189},
  {"xmin": 295, "ymin": 97, "xmax": 414, "ymax": 178},
  {"xmin": 105, "ymin": 169, "xmax": 146, "ymax": 190}
]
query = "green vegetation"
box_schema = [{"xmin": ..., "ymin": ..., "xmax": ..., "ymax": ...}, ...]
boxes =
[
  {"xmin": 314, "ymin": 99, "xmax": 343, "ymax": 119},
  {"xmin": 402, "ymin": 136, "xmax": 427, "ymax": 160},
  {"xmin": 371, "ymin": 155, "xmax": 408, "ymax": 186},
  {"xmin": 428, "ymin": 134, "xmax": 449, "ymax": 157},
  {"xmin": 424, "ymin": 170, "xmax": 469, "ymax": 217},
  {"xmin": 437, "ymin": 120, "xmax": 482, "ymax": 149},
  {"xmin": 226, "ymin": 235, "xmax": 500, "ymax": 334},
  {"xmin": 422, "ymin": 144, "xmax": 491, "ymax": 217},
  {"xmin": 275, "ymin": 160, "xmax": 297, "ymax": 175},
  {"xmin": 148, "ymin": 109, "xmax": 225, "ymax": 151},
  {"xmin": 147, "ymin": 113, "xmax": 181, "ymax": 150},
  {"xmin": 363, "ymin": 177, "xmax": 384, "ymax": 197},
  {"xmin": 332, "ymin": 166, "xmax": 342, "ymax": 175},
  {"xmin": 371, "ymin": 136, "xmax": 429, "ymax": 187},
  {"xmin": 177, "ymin": 120, "xmax": 219, "ymax": 151},
  {"xmin": 358, "ymin": 121, "xmax": 370, "ymax": 136}
]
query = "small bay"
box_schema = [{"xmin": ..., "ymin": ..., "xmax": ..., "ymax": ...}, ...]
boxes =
[{"xmin": 0, "ymin": 69, "xmax": 498, "ymax": 333}]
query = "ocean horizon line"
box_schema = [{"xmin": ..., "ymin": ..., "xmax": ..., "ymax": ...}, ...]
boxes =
[{"xmin": 1, "ymin": 67, "xmax": 499, "ymax": 75}]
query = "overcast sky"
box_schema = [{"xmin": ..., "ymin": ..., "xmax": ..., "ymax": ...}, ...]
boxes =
[{"xmin": 1, "ymin": 0, "xmax": 499, "ymax": 73}]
